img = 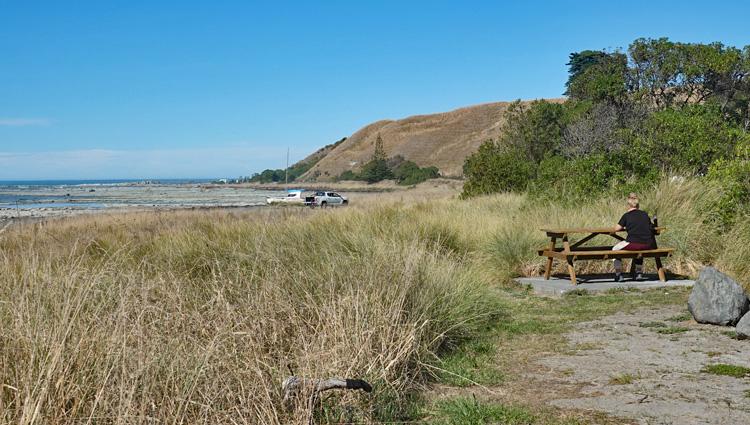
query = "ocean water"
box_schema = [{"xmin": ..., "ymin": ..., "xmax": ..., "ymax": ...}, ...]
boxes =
[{"xmin": 0, "ymin": 179, "xmax": 281, "ymax": 210}]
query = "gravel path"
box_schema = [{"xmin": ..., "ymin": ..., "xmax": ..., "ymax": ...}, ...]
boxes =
[{"xmin": 530, "ymin": 306, "xmax": 750, "ymax": 424}]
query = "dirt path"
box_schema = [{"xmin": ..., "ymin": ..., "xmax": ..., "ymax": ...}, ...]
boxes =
[{"xmin": 530, "ymin": 305, "xmax": 750, "ymax": 424}]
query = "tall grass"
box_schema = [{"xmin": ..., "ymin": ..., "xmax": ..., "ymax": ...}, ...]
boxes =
[
  {"xmin": 0, "ymin": 176, "xmax": 747, "ymax": 423},
  {"xmin": 0, "ymin": 208, "xmax": 496, "ymax": 424}
]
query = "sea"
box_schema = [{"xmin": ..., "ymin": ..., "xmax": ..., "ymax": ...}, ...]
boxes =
[{"xmin": 0, "ymin": 179, "xmax": 281, "ymax": 211}]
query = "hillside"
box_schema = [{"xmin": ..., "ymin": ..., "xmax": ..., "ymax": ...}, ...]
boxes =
[{"xmin": 299, "ymin": 100, "xmax": 559, "ymax": 182}]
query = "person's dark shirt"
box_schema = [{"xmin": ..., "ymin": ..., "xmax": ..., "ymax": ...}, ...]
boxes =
[{"xmin": 618, "ymin": 209, "xmax": 655, "ymax": 245}]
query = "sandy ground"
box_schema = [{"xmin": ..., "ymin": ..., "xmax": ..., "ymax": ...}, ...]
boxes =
[{"xmin": 531, "ymin": 306, "xmax": 750, "ymax": 424}]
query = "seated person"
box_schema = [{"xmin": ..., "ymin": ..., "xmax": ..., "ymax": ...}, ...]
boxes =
[{"xmin": 612, "ymin": 193, "xmax": 656, "ymax": 282}]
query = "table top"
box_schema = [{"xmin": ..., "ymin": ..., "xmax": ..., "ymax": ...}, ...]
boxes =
[{"xmin": 541, "ymin": 227, "xmax": 665, "ymax": 235}]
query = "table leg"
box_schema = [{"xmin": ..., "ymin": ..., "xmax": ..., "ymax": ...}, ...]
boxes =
[
  {"xmin": 655, "ymin": 257, "xmax": 666, "ymax": 282},
  {"xmin": 567, "ymin": 256, "xmax": 577, "ymax": 285},
  {"xmin": 544, "ymin": 237, "xmax": 556, "ymax": 280}
]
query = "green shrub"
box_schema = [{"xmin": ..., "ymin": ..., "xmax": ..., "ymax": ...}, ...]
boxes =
[
  {"xmin": 462, "ymin": 144, "xmax": 537, "ymax": 197},
  {"xmin": 336, "ymin": 169, "xmax": 360, "ymax": 181},
  {"xmin": 708, "ymin": 136, "xmax": 750, "ymax": 225},
  {"xmin": 529, "ymin": 153, "xmax": 653, "ymax": 202},
  {"xmin": 393, "ymin": 161, "xmax": 440, "ymax": 185},
  {"xmin": 628, "ymin": 104, "xmax": 740, "ymax": 175}
]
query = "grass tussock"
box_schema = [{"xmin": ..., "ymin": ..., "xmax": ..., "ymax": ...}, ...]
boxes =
[
  {"xmin": 701, "ymin": 364, "xmax": 750, "ymax": 378},
  {"xmin": 0, "ymin": 207, "xmax": 497, "ymax": 424}
]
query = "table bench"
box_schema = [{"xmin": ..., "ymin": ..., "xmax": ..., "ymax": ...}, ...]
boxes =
[{"xmin": 538, "ymin": 227, "xmax": 673, "ymax": 285}]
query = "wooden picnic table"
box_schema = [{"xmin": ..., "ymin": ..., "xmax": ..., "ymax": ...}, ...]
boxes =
[{"xmin": 538, "ymin": 227, "xmax": 673, "ymax": 285}]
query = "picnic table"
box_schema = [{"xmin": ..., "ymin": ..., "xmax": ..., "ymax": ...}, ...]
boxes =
[{"xmin": 537, "ymin": 227, "xmax": 673, "ymax": 285}]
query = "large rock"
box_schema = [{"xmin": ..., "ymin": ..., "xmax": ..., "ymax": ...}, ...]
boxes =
[
  {"xmin": 688, "ymin": 267, "xmax": 749, "ymax": 325},
  {"xmin": 737, "ymin": 312, "xmax": 750, "ymax": 339}
]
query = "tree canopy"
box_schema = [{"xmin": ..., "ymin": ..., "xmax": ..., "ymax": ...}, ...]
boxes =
[{"xmin": 462, "ymin": 37, "xmax": 750, "ymax": 224}]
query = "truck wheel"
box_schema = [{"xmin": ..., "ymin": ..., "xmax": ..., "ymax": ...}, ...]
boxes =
[
  {"xmin": 343, "ymin": 200, "xmax": 348, "ymax": 205},
  {"xmin": 321, "ymin": 201, "xmax": 327, "ymax": 208}
]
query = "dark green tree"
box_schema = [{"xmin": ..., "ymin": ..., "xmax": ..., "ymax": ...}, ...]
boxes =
[
  {"xmin": 565, "ymin": 50, "xmax": 610, "ymax": 94},
  {"xmin": 359, "ymin": 134, "xmax": 394, "ymax": 183},
  {"xmin": 566, "ymin": 52, "xmax": 628, "ymax": 104}
]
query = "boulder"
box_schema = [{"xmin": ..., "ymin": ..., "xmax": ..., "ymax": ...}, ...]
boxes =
[
  {"xmin": 688, "ymin": 267, "xmax": 749, "ymax": 326},
  {"xmin": 737, "ymin": 312, "xmax": 750, "ymax": 339}
]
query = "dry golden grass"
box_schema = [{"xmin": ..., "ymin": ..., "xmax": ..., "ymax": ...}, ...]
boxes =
[
  {"xmin": 0, "ymin": 176, "xmax": 745, "ymax": 424},
  {"xmin": 0, "ymin": 206, "xmax": 496, "ymax": 424}
]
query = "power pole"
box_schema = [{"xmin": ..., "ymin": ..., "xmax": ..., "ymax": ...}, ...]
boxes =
[{"xmin": 285, "ymin": 147, "xmax": 290, "ymax": 185}]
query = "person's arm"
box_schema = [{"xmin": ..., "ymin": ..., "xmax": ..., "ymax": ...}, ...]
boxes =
[{"xmin": 614, "ymin": 214, "xmax": 627, "ymax": 232}]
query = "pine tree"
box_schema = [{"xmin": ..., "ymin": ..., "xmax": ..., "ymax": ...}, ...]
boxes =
[{"xmin": 360, "ymin": 134, "xmax": 393, "ymax": 183}]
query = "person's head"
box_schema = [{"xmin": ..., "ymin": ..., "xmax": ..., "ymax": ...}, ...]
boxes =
[{"xmin": 627, "ymin": 193, "xmax": 639, "ymax": 209}]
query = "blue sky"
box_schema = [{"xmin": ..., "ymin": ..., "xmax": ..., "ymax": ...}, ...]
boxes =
[{"xmin": 1, "ymin": 1, "xmax": 749, "ymax": 180}]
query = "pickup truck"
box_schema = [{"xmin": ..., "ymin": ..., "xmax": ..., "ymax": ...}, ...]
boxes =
[
  {"xmin": 266, "ymin": 189, "xmax": 305, "ymax": 205},
  {"xmin": 305, "ymin": 191, "xmax": 348, "ymax": 207}
]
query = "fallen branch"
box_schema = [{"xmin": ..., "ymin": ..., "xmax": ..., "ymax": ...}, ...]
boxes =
[{"xmin": 282, "ymin": 376, "xmax": 373, "ymax": 423}]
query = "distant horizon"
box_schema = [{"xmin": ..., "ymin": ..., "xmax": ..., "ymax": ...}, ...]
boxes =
[{"xmin": 0, "ymin": 177, "xmax": 222, "ymax": 183}]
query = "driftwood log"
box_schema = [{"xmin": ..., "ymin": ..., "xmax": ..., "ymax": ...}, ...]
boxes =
[{"xmin": 282, "ymin": 376, "xmax": 373, "ymax": 423}]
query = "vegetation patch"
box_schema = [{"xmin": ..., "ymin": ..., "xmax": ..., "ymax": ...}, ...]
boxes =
[
  {"xmin": 701, "ymin": 364, "xmax": 750, "ymax": 378},
  {"xmin": 429, "ymin": 397, "xmax": 537, "ymax": 425},
  {"xmin": 438, "ymin": 339, "xmax": 505, "ymax": 387},
  {"xmin": 639, "ymin": 321, "xmax": 667, "ymax": 328},
  {"xmin": 337, "ymin": 137, "xmax": 441, "ymax": 185},
  {"xmin": 666, "ymin": 312, "xmax": 693, "ymax": 322},
  {"xmin": 563, "ymin": 288, "xmax": 590, "ymax": 297},
  {"xmin": 722, "ymin": 330, "xmax": 740, "ymax": 339},
  {"xmin": 655, "ymin": 326, "xmax": 690, "ymax": 335},
  {"xmin": 609, "ymin": 373, "xmax": 639, "ymax": 385}
]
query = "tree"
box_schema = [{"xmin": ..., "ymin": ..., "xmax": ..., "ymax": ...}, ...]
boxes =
[
  {"xmin": 561, "ymin": 102, "xmax": 620, "ymax": 157},
  {"xmin": 502, "ymin": 100, "xmax": 567, "ymax": 163},
  {"xmin": 628, "ymin": 104, "xmax": 740, "ymax": 175},
  {"xmin": 565, "ymin": 50, "xmax": 609, "ymax": 93},
  {"xmin": 566, "ymin": 51, "xmax": 628, "ymax": 104},
  {"xmin": 359, "ymin": 134, "xmax": 393, "ymax": 183},
  {"xmin": 628, "ymin": 38, "xmax": 750, "ymax": 111}
]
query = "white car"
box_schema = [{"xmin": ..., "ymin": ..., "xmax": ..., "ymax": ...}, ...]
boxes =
[{"xmin": 307, "ymin": 191, "xmax": 348, "ymax": 207}]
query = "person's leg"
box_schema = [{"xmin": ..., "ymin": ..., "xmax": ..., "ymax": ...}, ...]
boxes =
[
  {"xmin": 634, "ymin": 258, "xmax": 644, "ymax": 275},
  {"xmin": 612, "ymin": 241, "xmax": 629, "ymax": 281},
  {"xmin": 623, "ymin": 242, "xmax": 651, "ymax": 280}
]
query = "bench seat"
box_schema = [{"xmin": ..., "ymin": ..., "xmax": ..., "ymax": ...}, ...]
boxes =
[
  {"xmin": 538, "ymin": 248, "xmax": 674, "ymax": 260},
  {"xmin": 538, "ymin": 246, "xmax": 673, "ymax": 284}
]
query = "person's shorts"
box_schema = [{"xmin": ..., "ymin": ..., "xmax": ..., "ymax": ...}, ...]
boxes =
[{"xmin": 612, "ymin": 241, "xmax": 654, "ymax": 251}]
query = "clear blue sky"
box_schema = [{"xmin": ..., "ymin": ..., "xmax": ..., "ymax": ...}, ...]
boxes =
[{"xmin": 1, "ymin": 1, "xmax": 748, "ymax": 180}]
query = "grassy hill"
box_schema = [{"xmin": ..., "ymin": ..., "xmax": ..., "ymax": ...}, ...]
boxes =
[{"xmin": 299, "ymin": 100, "xmax": 561, "ymax": 182}]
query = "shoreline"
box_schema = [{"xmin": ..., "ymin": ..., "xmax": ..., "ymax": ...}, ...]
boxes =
[{"xmin": 0, "ymin": 178, "xmax": 464, "ymax": 221}]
